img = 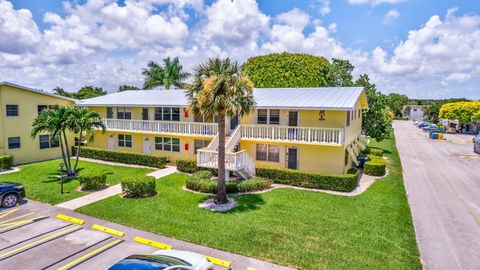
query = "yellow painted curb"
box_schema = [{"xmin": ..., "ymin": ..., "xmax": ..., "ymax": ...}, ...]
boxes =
[
  {"xmin": 134, "ymin": 236, "xmax": 172, "ymax": 250},
  {"xmin": 57, "ymin": 239, "xmax": 123, "ymax": 270},
  {"xmin": 56, "ymin": 214, "xmax": 85, "ymax": 225},
  {"xmin": 92, "ymin": 224, "xmax": 125, "ymax": 237},
  {"xmin": 204, "ymin": 255, "xmax": 232, "ymax": 268}
]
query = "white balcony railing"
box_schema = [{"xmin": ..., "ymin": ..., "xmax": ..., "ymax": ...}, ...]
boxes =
[
  {"xmin": 240, "ymin": 125, "xmax": 344, "ymax": 145},
  {"xmin": 197, "ymin": 149, "xmax": 254, "ymax": 172},
  {"xmin": 104, "ymin": 119, "xmax": 218, "ymax": 137}
]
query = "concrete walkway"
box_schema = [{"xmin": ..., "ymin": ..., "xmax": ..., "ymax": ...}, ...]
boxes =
[{"xmin": 56, "ymin": 160, "xmax": 178, "ymax": 210}]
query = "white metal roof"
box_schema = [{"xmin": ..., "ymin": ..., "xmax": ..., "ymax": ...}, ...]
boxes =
[
  {"xmin": 78, "ymin": 87, "xmax": 367, "ymax": 110},
  {"xmin": 0, "ymin": 82, "xmax": 77, "ymax": 102}
]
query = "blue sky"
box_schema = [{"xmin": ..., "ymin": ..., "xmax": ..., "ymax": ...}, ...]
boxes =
[{"xmin": 1, "ymin": 0, "xmax": 480, "ymax": 99}]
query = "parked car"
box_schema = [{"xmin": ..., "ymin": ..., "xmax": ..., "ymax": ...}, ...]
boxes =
[
  {"xmin": 0, "ymin": 182, "xmax": 25, "ymax": 208},
  {"xmin": 474, "ymin": 134, "xmax": 480, "ymax": 154},
  {"xmin": 418, "ymin": 122, "xmax": 432, "ymax": 128},
  {"xmin": 108, "ymin": 250, "xmax": 214, "ymax": 270},
  {"xmin": 422, "ymin": 124, "xmax": 438, "ymax": 132}
]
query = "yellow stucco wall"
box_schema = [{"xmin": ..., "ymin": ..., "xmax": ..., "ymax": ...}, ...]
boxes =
[
  {"xmin": 0, "ymin": 84, "xmax": 75, "ymax": 164},
  {"xmin": 240, "ymin": 109, "xmax": 346, "ymax": 128}
]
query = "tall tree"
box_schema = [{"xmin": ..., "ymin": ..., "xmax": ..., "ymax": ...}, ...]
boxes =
[
  {"xmin": 118, "ymin": 85, "xmax": 140, "ymax": 92},
  {"xmin": 31, "ymin": 106, "xmax": 75, "ymax": 177},
  {"xmin": 68, "ymin": 107, "xmax": 106, "ymax": 173},
  {"xmin": 355, "ymin": 74, "xmax": 392, "ymax": 141},
  {"xmin": 325, "ymin": 58, "xmax": 354, "ymax": 87},
  {"xmin": 52, "ymin": 87, "xmax": 72, "ymax": 98},
  {"xmin": 387, "ymin": 93, "xmax": 409, "ymax": 117},
  {"xmin": 142, "ymin": 57, "xmax": 189, "ymax": 89},
  {"xmin": 186, "ymin": 58, "xmax": 255, "ymax": 204},
  {"xmin": 73, "ymin": 86, "xmax": 107, "ymax": 99}
]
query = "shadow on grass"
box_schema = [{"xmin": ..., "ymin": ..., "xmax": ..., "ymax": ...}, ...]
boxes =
[{"xmin": 229, "ymin": 194, "xmax": 265, "ymax": 213}]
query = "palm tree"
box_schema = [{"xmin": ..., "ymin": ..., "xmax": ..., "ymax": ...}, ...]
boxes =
[
  {"xmin": 186, "ymin": 58, "xmax": 255, "ymax": 204},
  {"xmin": 142, "ymin": 57, "xmax": 189, "ymax": 89},
  {"xmin": 31, "ymin": 106, "xmax": 74, "ymax": 176},
  {"xmin": 68, "ymin": 107, "xmax": 106, "ymax": 173}
]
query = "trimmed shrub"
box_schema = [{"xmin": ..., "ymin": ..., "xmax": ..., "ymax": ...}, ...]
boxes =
[
  {"xmin": 193, "ymin": 170, "xmax": 213, "ymax": 180},
  {"xmin": 176, "ymin": 159, "xmax": 198, "ymax": 173},
  {"xmin": 74, "ymin": 147, "xmax": 167, "ymax": 168},
  {"xmin": 78, "ymin": 172, "xmax": 107, "ymax": 190},
  {"xmin": 0, "ymin": 155, "xmax": 14, "ymax": 170},
  {"xmin": 256, "ymin": 167, "xmax": 360, "ymax": 192},
  {"xmin": 185, "ymin": 175, "xmax": 272, "ymax": 194},
  {"xmin": 364, "ymin": 155, "xmax": 386, "ymax": 176},
  {"xmin": 121, "ymin": 176, "xmax": 157, "ymax": 198},
  {"xmin": 363, "ymin": 147, "xmax": 383, "ymax": 156}
]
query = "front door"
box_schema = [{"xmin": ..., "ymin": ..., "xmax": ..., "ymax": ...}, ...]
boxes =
[
  {"xmin": 108, "ymin": 135, "xmax": 115, "ymax": 150},
  {"xmin": 143, "ymin": 137, "xmax": 152, "ymax": 154},
  {"xmin": 287, "ymin": 147, "xmax": 298, "ymax": 170},
  {"xmin": 288, "ymin": 111, "xmax": 298, "ymax": 140},
  {"xmin": 230, "ymin": 115, "xmax": 239, "ymax": 131}
]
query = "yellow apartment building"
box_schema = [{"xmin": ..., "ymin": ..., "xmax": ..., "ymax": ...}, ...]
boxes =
[
  {"xmin": 0, "ymin": 82, "xmax": 76, "ymax": 164},
  {"xmin": 78, "ymin": 87, "xmax": 368, "ymax": 178}
]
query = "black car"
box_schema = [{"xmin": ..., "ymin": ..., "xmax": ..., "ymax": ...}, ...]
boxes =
[{"xmin": 0, "ymin": 182, "xmax": 25, "ymax": 208}]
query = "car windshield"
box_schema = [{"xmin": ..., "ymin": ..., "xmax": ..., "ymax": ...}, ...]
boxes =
[{"xmin": 108, "ymin": 255, "xmax": 188, "ymax": 270}]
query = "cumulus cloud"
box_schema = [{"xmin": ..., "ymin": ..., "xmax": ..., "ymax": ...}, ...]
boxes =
[
  {"xmin": 0, "ymin": 0, "xmax": 41, "ymax": 54},
  {"xmin": 348, "ymin": 0, "xmax": 406, "ymax": 5},
  {"xmin": 383, "ymin": 9, "xmax": 400, "ymax": 25},
  {"xmin": 275, "ymin": 8, "xmax": 311, "ymax": 30}
]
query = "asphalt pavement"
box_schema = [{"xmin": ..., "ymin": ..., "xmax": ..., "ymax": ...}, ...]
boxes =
[{"xmin": 393, "ymin": 120, "xmax": 480, "ymax": 270}]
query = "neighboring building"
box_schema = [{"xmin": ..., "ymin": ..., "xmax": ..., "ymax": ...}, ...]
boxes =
[
  {"xmin": 0, "ymin": 82, "xmax": 76, "ymax": 164},
  {"xmin": 403, "ymin": 105, "xmax": 424, "ymax": 120},
  {"xmin": 78, "ymin": 87, "xmax": 368, "ymax": 177}
]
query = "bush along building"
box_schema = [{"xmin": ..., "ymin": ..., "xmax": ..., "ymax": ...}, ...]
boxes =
[{"xmin": 77, "ymin": 87, "xmax": 368, "ymax": 179}]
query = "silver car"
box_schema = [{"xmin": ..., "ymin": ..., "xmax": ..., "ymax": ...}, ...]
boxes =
[{"xmin": 474, "ymin": 134, "xmax": 480, "ymax": 154}]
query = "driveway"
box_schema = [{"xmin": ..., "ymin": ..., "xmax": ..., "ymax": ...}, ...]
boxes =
[
  {"xmin": 0, "ymin": 200, "xmax": 293, "ymax": 270},
  {"xmin": 393, "ymin": 120, "xmax": 480, "ymax": 270}
]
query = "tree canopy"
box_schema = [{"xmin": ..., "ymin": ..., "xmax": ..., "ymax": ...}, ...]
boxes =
[
  {"xmin": 386, "ymin": 93, "xmax": 409, "ymax": 117},
  {"xmin": 142, "ymin": 57, "xmax": 189, "ymax": 89},
  {"xmin": 243, "ymin": 52, "xmax": 330, "ymax": 88},
  {"xmin": 52, "ymin": 86, "xmax": 106, "ymax": 99},
  {"xmin": 439, "ymin": 101, "xmax": 480, "ymax": 123},
  {"xmin": 118, "ymin": 85, "xmax": 140, "ymax": 92},
  {"xmin": 325, "ymin": 58, "xmax": 355, "ymax": 87}
]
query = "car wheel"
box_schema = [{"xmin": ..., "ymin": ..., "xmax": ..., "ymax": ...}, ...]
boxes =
[{"xmin": 2, "ymin": 193, "xmax": 18, "ymax": 208}]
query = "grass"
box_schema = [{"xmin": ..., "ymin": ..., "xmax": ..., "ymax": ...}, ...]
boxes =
[
  {"xmin": 0, "ymin": 159, "xmax": 154, "ymax": 204},
  {"xmin": 77, "ymin": 137, "xmax": 421, "ymax": 270}
]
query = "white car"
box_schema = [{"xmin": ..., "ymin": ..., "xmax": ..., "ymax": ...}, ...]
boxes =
[{"xmin": 108, "ymin": 249, "xmax": 214, "ymax": 270}]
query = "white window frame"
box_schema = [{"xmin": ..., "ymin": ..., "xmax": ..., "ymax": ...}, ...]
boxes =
[
  {"xmin": 118, "ymin": 134, "xmax": 133, "ymax": 147},
  {"xmin": 256, "ymin": 144, "xmax": 279, "ymax": 162},
  {"xmin": 155, "ymin": 137, "xmax": 181, "ymax": 152}
]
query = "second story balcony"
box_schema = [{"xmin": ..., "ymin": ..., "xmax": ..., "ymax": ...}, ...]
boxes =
[{"xmin": 104, "ymin": 119, "xmax": 218, "ymax": 137}]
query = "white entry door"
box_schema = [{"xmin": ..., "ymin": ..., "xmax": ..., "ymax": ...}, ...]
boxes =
[
  {"xmin": 108, "ymin": 135, "xmax": 115, "ymax": 150},
  {"xmin": 143, "ymin": 137, "xmax": 152, "ymax": 154}
]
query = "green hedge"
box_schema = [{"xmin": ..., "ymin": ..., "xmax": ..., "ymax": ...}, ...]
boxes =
[
  {"xmin": 176, "ymin": 159, "xmax": 198, "ymax": 173},
  {"xmin": 185, "ymin": 171, "xmax": 272, "ymax": 194},
  {"xmin": 364, "ymin": 155, "xmax": 386, "ymax": 176},
  {"xmin": 363, "ymin": 147, "xmax": 384, "ymax": 156},
  {"xmin": 78, "ymin": 172, "xmax": 107, "ymax": 190},
  {"xmin": 0, "ymin": 155, "xmax": 14, "ymax": 170},
  {"xmin": 256, "ymin": 167, "xmax": 360, "ymax": 192},
  {"xmin": 121, "ymin": 176, "xmax": 157, "ymax": 198},
  {"xmin": 74, "ymin": 147, "xmax": 167, "ymax": 168}
]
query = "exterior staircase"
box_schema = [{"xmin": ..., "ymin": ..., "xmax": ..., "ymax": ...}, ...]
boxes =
[{"xmin": 196, "ymin": 126, "xmax": 255, "ymax": 180}]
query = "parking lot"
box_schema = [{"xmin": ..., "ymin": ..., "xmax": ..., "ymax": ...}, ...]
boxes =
[
  {"xmin": 0, "ymin": 201, "xmax": 293, "ymax": 270},
  {"xmin": 394, "ymin": 120, "xmax": 480, "ymax": 270}
]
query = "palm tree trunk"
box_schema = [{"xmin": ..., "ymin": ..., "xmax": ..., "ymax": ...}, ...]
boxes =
[
  {"xmin": 216, "ymin": 110, "xmax": 228, "ymax": 204},
  {"xmin": 62, "ymin": 130, "xmax": 73, "ymax": 176},
  {"xmin": 58, "ymin": 134, "xmax": 69, "ymax": 176},
  {"xmin": 73, "ymin": 128, "xmax": 82, "ymax": 174}
]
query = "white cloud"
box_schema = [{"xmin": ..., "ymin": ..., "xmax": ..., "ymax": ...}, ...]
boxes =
[
  {"xmin": 0, "ymin": 0, "xmax": 41, "ymax": 54},
  {"xmin": 0, "ymin": 1, "xmax": 479, "ymax": 99},
  {"xmin": 348, "ymin": 0, "xmax": 406, "ymax": 6},
  {"xmin": 275, "ymin": 8, "xmax": 311, "ymax": 30},
  {"xmin": 383, "ymin": 9, "xmax": 400, "ymax": 25}
]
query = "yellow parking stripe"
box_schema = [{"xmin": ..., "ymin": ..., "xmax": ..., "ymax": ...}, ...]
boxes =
[
  {"xmin": 133, "ymin": 236, "xmax": 172, "ymax": 250},
  {"xmin": 0, "ymin": 212, "xmax": 35, "ymax": 225},
  {"xmin": 203, "ymin": 255, "xmax": 232, "ymax": 268},
  {"xmin": 0, "ymin": 226, "xmax": 81, "ymax": 259},
  {"xmin": 0, "ymin": 216, "xmax": 46, "ymax": 232},
  {"xmin": 56, "ymin": 239, "xmax": 123, "ymax": 270},
  {"xmin": 0, "ymin": 208, "xmax": 18, "ymax": 219},
  {"xmin": 247, "ymin": 268, "xmax": 257, "ymax": 270}
]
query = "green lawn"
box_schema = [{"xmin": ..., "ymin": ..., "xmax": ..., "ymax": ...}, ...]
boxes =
[
  {"xmin": 0, "ymin": 159, "xmax": 154, "ymax": 204},
  {"xmin": 77, "ymin": 138, "xmax": 421, "ymax": 270}
]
